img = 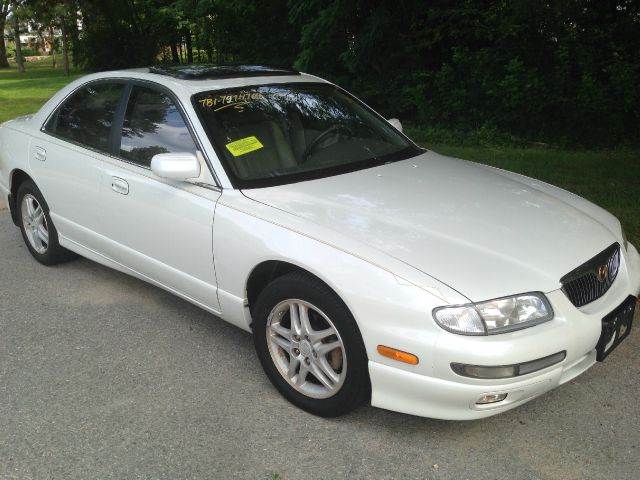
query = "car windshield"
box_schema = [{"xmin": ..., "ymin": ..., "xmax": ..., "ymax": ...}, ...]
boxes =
[{"xmin": 193, "ymin": 83, "xmax": 421, "ymax": 188}]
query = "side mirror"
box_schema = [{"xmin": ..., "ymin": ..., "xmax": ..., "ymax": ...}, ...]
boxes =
[
  {"xmin": 151, "ymin": 152, "xmax": 201, "ymax": 181},
  {"xmin": 388, "ymin": 118, "xmax": 403, "ymax": 133}
]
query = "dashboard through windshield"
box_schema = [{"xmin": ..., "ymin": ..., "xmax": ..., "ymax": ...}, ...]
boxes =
[{"xmin": 193, "ymin": 83, "xmax": 422, "ymax": 188}]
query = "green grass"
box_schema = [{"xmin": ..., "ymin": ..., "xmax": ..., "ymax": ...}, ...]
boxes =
[
  {"xmin": 0, "ymin": 59, "xmax": 84, "ymax": 124},
  {"xmin": 1, "ymin": 64, "xmax": 637, "ymax": 245}
]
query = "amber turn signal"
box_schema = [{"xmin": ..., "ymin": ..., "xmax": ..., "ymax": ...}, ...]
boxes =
[{"xmin": 377, "ymin": 345, "xmax": 419, "ymax": 365}]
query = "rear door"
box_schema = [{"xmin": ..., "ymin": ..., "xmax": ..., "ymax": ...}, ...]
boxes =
[
  {"xmin": 31, "ymin": 80, "xmax": 126, "ymax": 250},
  {"xmin": 93, "ymin": 82, "xmax": 222, "ymax": 312}
]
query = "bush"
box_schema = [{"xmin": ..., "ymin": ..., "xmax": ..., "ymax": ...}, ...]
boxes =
[
  {"xmin": 405, "ymin": 124, "xmax": 527, "ymax": 148},
  {"xmin": 6, "ymin": 43, "xmax": 41, "ymax": 59},
  {"xmin": 20, "ymin": 48, "xmax": 40, "ymax": 57},
  {"xmin": 293, "ymin": 1, "xmax": 640, "ymax": 148}
]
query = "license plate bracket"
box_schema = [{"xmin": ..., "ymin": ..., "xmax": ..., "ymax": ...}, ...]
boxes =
[{"xmin": 596, "ymin": 295, "xmax": 636, "ymax": 361}]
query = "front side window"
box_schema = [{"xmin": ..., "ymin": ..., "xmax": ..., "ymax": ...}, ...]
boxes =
[
  {"xmin": 44, "ymin": 82, "xmax": 124, "ymax": 152},
  {"xmin": 119, "ymin": 86, "xmax": 197, "ymax": 167},
  {"xmin": 194, "ymin": 83, "xmax": 421, "ymax": 188}
]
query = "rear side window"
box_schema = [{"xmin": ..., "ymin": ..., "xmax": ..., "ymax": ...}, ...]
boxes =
[
  {"xmin": 44, "ymin": 82, "xmax": 124, "ymax": 152},
  {"xmin": 118, "ymin": 86, "xmax": 197, "ymax": 167}
]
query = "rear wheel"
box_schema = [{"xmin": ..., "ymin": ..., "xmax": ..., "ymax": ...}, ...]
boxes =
[
  {"xmin": 17, "ymin": 180, "xmax": 76, "ymax": 265},
  {"xmin": 253, "ymin": 272, "xmax": 370, "ymax": 417}
]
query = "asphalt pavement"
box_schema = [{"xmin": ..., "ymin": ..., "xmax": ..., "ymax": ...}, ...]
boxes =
[{"xmin": 1, "ymin": 210, "xmax": 639, "ymax": 480}]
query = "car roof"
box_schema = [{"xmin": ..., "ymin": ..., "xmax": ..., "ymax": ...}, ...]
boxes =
[
  {"xmin": 149, "ymin": 64, "xmax": 300, "ymax": 80},
  {"xmin": 81, "ymin": 65, "xmax": 329, "ymax": 95},
  {"xmin": 28, "ymin": 65, "xmax": 332, "ymax": 133}
]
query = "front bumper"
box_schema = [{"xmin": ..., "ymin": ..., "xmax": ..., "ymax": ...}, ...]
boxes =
[
  {"xmin": 369, "ymin": 243, "xmax": 640, "ymax": 420},
  {"xmin": 369, "ymin": 348, "xmax": 596, "ymax": 420}
]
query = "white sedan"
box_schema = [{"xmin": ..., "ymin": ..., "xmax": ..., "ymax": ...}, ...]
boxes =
[{"xmin": 1, "ymin": 65, "xmax": 638, "ymax": 420}]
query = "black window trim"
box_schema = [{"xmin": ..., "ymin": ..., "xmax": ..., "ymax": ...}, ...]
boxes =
[
  {"xmin": 40, "ymin": 78, "xmax": 129, "ymax": 157},
  {"xmin": 191, "ymin": 81, "xmax": 424, "ymax": 190},
  {"xmin": 108, "ymin": 82, "xmax": 133, "ymax": 154},
  {"xmin": 40, "ymin": 77, "xmax": 222, "ymax": 189}
]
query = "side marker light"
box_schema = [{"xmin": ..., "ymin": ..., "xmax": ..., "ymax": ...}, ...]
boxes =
[{"xmin": 377, "ymin": 345, "xmax": 419, "ymax": 365}]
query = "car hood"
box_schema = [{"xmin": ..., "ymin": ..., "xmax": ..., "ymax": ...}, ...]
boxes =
[{"xmin": 242, "ymin": 150, "xmax": 620, "ymax": 301}]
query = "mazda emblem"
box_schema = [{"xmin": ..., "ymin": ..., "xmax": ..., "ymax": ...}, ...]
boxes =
[{"xmin": 596, "ymin": 264, "xmax": 608, "ymax": 283}]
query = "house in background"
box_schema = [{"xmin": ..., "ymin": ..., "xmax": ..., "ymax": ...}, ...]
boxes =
[
  {"xmin": 20, "ymin": 28, "xmax": 61, "ymax": 55},
  {"xmin": 4, "ymin": 11, "xmax": 62, "ymax": 58}
]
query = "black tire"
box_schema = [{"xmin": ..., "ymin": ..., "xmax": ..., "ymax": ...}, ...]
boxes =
[
  {"xmin": 16, "ymin": 180, "xmax": 76, "ymax": 265},
  {"xmin": 253, "ymin": 271, "xmax": 371, "ymax": 417}
]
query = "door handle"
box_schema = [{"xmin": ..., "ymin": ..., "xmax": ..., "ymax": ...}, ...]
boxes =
[
  {"xmin": 33, "ymin": 146, "xmax": 46, "ymax": 162},
  {"xmin": 111, "ymin": 177, "xmax": 129, "ymax": 195}
]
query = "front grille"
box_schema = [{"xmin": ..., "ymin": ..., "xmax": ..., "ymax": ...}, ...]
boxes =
[{"xmin": 560, "ymin": 243, "xmax": 621, "ymax": 308}]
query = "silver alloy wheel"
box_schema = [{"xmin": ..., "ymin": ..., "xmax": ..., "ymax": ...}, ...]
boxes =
[
  {"xmin": 21, "ymin": 194, "xmax": 49, "ymax": 254},
  {"xmin": 266, "ymin": 299, "xmax": 347, "ymax": 399}
]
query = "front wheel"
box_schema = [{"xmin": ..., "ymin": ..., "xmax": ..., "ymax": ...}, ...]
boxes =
[
  {"xmin": 253, "ymin": 272, "xmax": 370, "ymax": 417},
  {"xmin": 17, "ymin": 180, "xmax": 76, "ymax": 265}
]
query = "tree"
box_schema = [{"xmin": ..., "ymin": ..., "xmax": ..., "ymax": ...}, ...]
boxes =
[
  {"xmin": 289, "ymin": 0, "xmax": 640, "ymax": 146},
  {"xmin": 0, "ymin": 1, "xmax": 10, "ymax": 68},
  {"xmin": 25, "ymin": 0, "xmax": 76, "ymax": 75},
  {"xmin": 26, "ymin": 0, "xmax": 637, "ymax": 146},
  {"xmin": 67, "ymin": 1, "xmax": 79, "ymax": 67},
  {"xmin": 49, "ymin": 25, "xmax": 57, "ymax": 68},
  {"xmin": 57, "ymin": 0, "xmax": 70, "ymax": 75},
  {"xmin": 180, "ymin": 0, "xmax": 298, "ymax": 65},
  {"xmin": 75, "ymin": 0, "xmax": 176, "ymax": 70},
  {"xmin": 25, "ymin": 0, "xmax": 57, "ymax": 68},
  {"xmin": 11, "ymin": 0, "xmax": 24, "ymax": 73}
]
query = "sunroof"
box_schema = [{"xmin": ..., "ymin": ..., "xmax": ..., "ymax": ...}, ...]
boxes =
[{"xmin": 149, "ymin": 64, "xmax": 300, "ymax": 80}]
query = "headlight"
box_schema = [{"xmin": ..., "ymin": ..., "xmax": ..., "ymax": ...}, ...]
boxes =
[{"xmin": 433, "ymin": 292, "xmax": 554, "ymax": 335}]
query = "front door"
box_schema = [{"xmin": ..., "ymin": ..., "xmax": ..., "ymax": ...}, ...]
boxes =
[{"xmin": 94, "ymin": 83, "xmax": 221, "ymax": 312}]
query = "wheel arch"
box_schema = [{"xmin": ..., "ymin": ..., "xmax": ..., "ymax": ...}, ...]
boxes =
[
  {"xmin": 8, "ymin": 168, "xmax": 34, "ymax": 226},
  {"xmin": 245, "ymin": 259, "xmax": 364, "ymax": 329},
  {"xmin": 246, "ymin": 260, "xmax": 328, "ymax": 316}
]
